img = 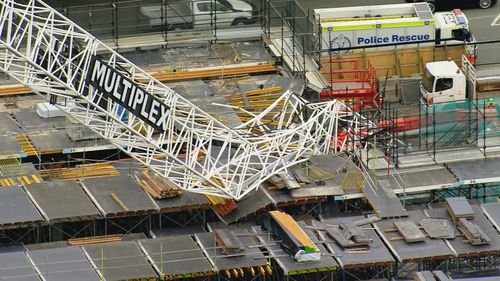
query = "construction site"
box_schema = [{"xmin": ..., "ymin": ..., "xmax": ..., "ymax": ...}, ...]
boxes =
[{"xmin": 0, "ymin": 0, "xmax": 499, "ymax": 280}]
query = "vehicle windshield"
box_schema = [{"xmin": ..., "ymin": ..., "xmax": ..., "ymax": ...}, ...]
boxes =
[
  {"xmin": 422, "ymin": 68, "xmax": 435, "ymax": 93},
  {"xmin": 217, "ymin": 0, "xmax": 233, "ymax": 9}
]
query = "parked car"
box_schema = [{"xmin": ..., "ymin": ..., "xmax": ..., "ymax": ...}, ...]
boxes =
[
  {"xmin": 406, "ymin": 0, "xmax": 497, "ymax": 12},
  {"xmin": 141, "ymin": 0, "xmax": 255, "ymax": 31}
]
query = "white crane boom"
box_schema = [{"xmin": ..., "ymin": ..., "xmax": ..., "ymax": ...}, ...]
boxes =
[{"xmin": 0, "ymin": 0, "xmax": 361, "ymax": 200}]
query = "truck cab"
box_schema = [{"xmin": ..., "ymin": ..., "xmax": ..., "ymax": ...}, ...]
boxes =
[{"xmin": 420, "ymin": 60, "xmax": 467, "ymax": 104}]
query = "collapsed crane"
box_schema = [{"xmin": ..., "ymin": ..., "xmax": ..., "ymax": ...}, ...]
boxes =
[{"xmin": 0, "ymin": 0, "xmax": 364, "ymax": 200}]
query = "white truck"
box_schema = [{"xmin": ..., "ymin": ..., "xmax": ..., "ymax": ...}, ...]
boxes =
[
  {"xmin": 420, "ymin": 55, "xmax": 476, "ymax": 104},
  {"xmin": 140, "ymin": 0, "xmax": 256, "ymax": 31},
  {"xmin": 315, "ymin": 3, "xmax": 474, "ymax": 55}
]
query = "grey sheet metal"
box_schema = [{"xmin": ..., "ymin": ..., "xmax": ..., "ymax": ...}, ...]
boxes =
[
  {"xmin": 0, "ymin": 187, "xmax": 44, "ymax": 229},
  {"xmin": 139, "ymin": 235, "xmax": 213, "ymax": 278},
  {"xmin": 25, "ymin": 181, "xmax": 101, "ymax": 223},
  {"xmin": 374, "ymin": 209, "xmax": 453, "ymax": 262},
  {"xmin": 84, "ymin": 241, "xmax": 157, "ymax": 281},
  {"xmin": 28, "ymin": 246, "xmax": 100, "ymax": 281},
  {"xmin": 81, "ymin": 175, "xmax": 157, "ymax": 218}
]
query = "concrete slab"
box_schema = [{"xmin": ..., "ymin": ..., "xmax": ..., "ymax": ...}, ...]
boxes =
[
  {"xmin": 0, "ymin": 249, "xmax": 39, "ymax": 281},
  {"xmin": 253, "ymin": 224, "xmax": 338, "ymax": 276},
  {"xmin": 0, "ymin": 187, "xmax": 44, "ymax": 229},
  {"xmin": 154, "ymin": 192, "xmax": 209, "ymax": 213},
  {"xmin": 14, "ymin": 110, "xmax": 66, "ymax": 132},
  {"xmin": 28, "ymin": 246, "xmax": 100, "ymax": 281},
  {"xmin": 426, "ymin": 204, "xmax": 500, "ymax": 257},
  {"xmin": 447, "ymin": 158, "xmax": 500, "ymax": 184},
  {"xmin": 195, "ymin": 230, "xmax": 267, "ymax": 272},
  {"xmin": 374, "ymin": 209, "xmax": 454, "ymax": 263},
  {"xmin": 81, "ymin": 175, "xmax": 157, "ymax": 218},
  {"xmin": 0, "ymin": 112, "xmax": 21, "ymax": 134},
  {"xmin": 25, "ymin": 181, "xmax": 101, "ymax": 223},
  {"xmin": 0, "ymin": 135, "xmax": 22, "ymax": 155},
  {"xmin": 85, "ymin": 241, "xmax": 157, "ymax": 281},
  {"xmin": 139, "ymin": 235, "xmax": 213, "ymax": 279},
  {"xmin": 29, "ymin": 130, "xmax": 110, "ymax": 153},
  {"xmin": 317, "ymin": 216, "xmax": 394, "ymax": 269},
  {"xmin": 219, "ymin": 187, "xmax": 273, "ymax": 224},
  {"xmin": 376, "ymin": 166, "xmax": 457, "ymax": 193},
  {"xmin": 482, "ymin": 201, "xmax": 500, "ymax": 232}
]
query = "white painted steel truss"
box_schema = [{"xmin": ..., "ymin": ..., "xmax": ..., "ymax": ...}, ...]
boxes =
[{"xmin": 0, "ymin": 0, "xmax": 362, "ymax": 200}]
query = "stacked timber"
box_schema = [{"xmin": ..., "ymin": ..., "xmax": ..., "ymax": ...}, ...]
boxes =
[
  {"xmin": 137, "ymin": 171, "xmax": 182, "ymax": 199},
  {"xmin": 457, "ymin": 218, "xmax": 491, "ymax": 246},
  {"xmin": 40, "ymin": 162, "xmax": 120, "ymax": 180},
  {"xmin": 445, "ymin": 197, "xmax": 474, "ymax": 223},
  {"xmin": 214, "ymin": 229, "xmax": 245, "ymax": 255},
  {"xmin": 151, "ymin": 63, "xmax": 277, "ymax": 82},
  {"xmin": 68, "ymin": 234, "xmax": 123, "ymax": 246},
  {"xmin": 206, "ymin": 195, "xmax": 237, "ymax": 216},
  {"xmin": 0, "ymin": 84, "xmax": 32, "ymax": 97}
]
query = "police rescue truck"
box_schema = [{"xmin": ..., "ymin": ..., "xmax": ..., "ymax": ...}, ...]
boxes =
[{"xmin": 315, "ymin": 2, "xmax": 475, "ymax": 58}]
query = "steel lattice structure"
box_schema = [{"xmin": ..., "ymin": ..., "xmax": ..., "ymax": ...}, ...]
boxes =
[{"xmin": 0, "ymin": 0, "xmax": 362, "ymax": 200}]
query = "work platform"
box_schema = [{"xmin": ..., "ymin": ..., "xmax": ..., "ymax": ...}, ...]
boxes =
[
  {"xmin": 25, "ymin": 181, "xmax": 101, "ymax": 223},
  {"xmin": 426, "ymin": 203, "xmax": 500, "ymax": 257},
  {"xmin": 0, "ymin": 248, "xmax": 39, "ymax": 281},
  {"xmin": 0, "ymin": 187, "xmax": 44, "ymax": 230},
  {"xmin": 27, "ymin": 246, "xmax": 100, "ymax": 281},
  {"xmin": 195, "ymin": 230, "xmax": 268, "ymax": 278},
  {"xmin": 314, "ymin": 215, "xmax": 395, "ymax": 269},
  {"xmin": 254, "ymin": 224, "xmax": 338, "ymax": 276},
  {"xmin": 81, "ymin": 175, "xmax": 157, "ymax": 218},
  {"xmin": 482, "ymin": 201, "xmax": 500, "ymax": 232},
  {"xmin": 374, "ymin": 209, "xmax": 454, "ymax": 263},
  {"xmin": 139, "ymin": 235, "xmax": 213, "ymax": 280},
  {"xmin": 85, "ymin": 241, "xmax": 158, "ymax": 281}
]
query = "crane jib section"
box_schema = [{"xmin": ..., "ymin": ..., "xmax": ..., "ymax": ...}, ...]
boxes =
[{"xmin": 87, "ymin": 56, "xmax": 170, "ymax": 131}]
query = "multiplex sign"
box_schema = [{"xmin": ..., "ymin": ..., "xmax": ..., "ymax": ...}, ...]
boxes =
[
  {"xmin": 356, "ymin": 34, "xmax": 431, "ymax": 45},
  {"xmin": 86, "ymin": 56, "xmax": 169, "ymax": 132}
]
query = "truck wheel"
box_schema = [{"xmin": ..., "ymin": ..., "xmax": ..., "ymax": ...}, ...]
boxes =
[{"xmin": 479, "ymin": 0, "xmax": 492, "ymax": 8}]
